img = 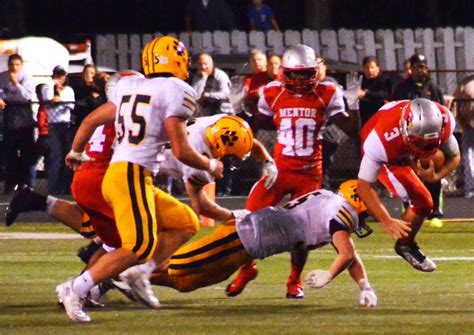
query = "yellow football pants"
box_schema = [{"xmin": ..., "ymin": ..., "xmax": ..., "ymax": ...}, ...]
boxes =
[
  {"xmin": 102, "ymin": 162, "xmax": 200, "ymax": 263},
  {"xmin": 150, "ymin": 219, "xmax": 251, "ymax": 292}
]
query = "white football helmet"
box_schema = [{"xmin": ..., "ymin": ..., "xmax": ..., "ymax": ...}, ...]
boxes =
[
  {"xmin": 106, "ymin": 70, "xmax": 144, "ymax": 101},
  {"xmin": 400, "ymin": 98, "xmax": 444, "ymax": 157},
  {"xmin": 281, "ymin": 44, "xmax": 318, "ymax": 93}
]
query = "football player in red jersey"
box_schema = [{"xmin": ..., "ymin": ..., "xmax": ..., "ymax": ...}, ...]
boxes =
[
  {"xmin": 226, "ymin": 44, "xmax": 356, "ymax": 299},
  {"xmin": 357, "ymin": 98, "xmax": 460, "ymax": 272}
]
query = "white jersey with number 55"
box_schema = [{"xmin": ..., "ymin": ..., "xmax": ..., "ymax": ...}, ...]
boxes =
[{"xmin": 109, "ymin": 76, "xmax": 198, "ymax": 171}]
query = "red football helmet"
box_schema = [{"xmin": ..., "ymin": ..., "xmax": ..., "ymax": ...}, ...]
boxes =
[
  {"xmin": 281, "ymin": 44, "xmax": 318, "ymax": 93},
  {"xmin": 400, "ymin": 98, "xmax": 444, "ymax": 157}
]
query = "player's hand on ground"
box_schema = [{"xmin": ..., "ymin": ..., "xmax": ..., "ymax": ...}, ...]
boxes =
[
  {"xmin": 359, "ymin": 288, "xmax": 378, "ymax": 308},
  {"xmin": 382, "ymin": 218, "xmax": 411, "ymax": 240},
  {"xmin": 262, "ymin": 160, "xmax": 278, "ymax": 189},
  {"xmin": 412, "ymin": 160, "xmax": 438, "ymax": 183},
  {"xmin": 65, "ymin": 150, "xmax": 92, "ymax": 171},
  {"xmin": 305, "ymin": 269, "xmax": 332, "ymax": 289}
]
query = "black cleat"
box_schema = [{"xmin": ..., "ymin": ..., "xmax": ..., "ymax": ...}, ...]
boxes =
[
  {"xmin": 77, "ymin": 241, "xmax": 102, "ymax": 264},
  {"xmin": 5, "ymin": 184, "xmax": 45, "ymax": 226},
  {"xmin": 395, "ymin": 241, "xmax": 436, "ymax": 272}
]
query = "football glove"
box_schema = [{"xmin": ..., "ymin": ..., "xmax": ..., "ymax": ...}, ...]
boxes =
[
  {"xmin": 262, "ymin": 160, "xmax": 278, "ymax": 190},
  {"xmin": 305, "ymin": 269, "xmax": 333, "ymax": 289},
  {"xmin": 359, "ymin": 288, "xmax": 378, "ymax": 308}
]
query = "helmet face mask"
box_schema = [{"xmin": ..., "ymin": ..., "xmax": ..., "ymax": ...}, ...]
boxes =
[
  {"xmin": 205, "ymin": 116, "xmax": 254, "ymax": 162},
  {"xmin": 400, "ymin": 98, "xmax": 443, "ymax": 157},
  {"xmin": 282, "ymin": 44, "xmax": 318, "ymax": 93},
  {"xmin": 141, "ymin": 36, "xmax": 189, "ymax": 80}
]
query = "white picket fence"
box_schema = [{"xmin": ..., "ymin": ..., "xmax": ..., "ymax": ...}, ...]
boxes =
[{"xmin": 95, "ymin": 27, "xmax": 474, "ymax": 94}]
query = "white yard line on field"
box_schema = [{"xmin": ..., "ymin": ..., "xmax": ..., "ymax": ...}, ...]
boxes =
[{"xmin": 0, "ymin": 232, "xmax": 82, "ymax": 239}]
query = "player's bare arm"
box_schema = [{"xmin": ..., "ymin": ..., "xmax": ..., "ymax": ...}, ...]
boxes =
[
  {"xmin": 66, "ymin": 102, "xmax": 116, "ymax": 171},
  {"xmin": 165, "ymin": 116, "xmax": 224, "ymax": 179},
  {"xmin": 184, "ymin": 180, "xmax": 234, "ymax": 220},
  {"xmin": 357, "ymin": 178, "xmax": 411, "ymax": 239}
]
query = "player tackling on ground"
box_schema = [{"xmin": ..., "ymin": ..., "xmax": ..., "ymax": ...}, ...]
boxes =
[{"xmin": 358, "ymin": 98, "xmax": 460, "ymax": 271}]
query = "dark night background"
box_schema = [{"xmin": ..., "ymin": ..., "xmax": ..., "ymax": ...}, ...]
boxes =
[{"xmin": 1, "ymin": 0, "xmax": 474, "ymax": 41}]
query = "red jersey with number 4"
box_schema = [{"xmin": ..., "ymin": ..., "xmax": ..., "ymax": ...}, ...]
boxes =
[
  {"xmin": 258, "ymin": 81, "xmax": 346, "ymax": 175},
  {"xmin": 82, "ymin": 123, "xmax": 115, "ymax": 170},
  {"xmin": 360, "ymin": 100, "xmax": 453, "ymax": 167}
]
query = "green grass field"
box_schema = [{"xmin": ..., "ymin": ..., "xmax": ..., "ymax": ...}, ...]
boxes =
[{"xmin": 0, "ymin": 222, "xmax": 473, "ymax": 334}]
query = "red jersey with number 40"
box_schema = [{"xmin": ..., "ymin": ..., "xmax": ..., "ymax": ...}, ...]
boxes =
[
  {"xmin": 82, "ymin": 123, "xmax": 115, "ymax": 169},
  {"xmin": 258, "ymin": 81, "xmax": 346, "ymax": 175},
  {"xmin": 360, "ymin": 100, "xmax": 453, "ymax": 166}
]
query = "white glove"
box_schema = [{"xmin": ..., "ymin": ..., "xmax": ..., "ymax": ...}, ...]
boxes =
[
  {"xmin": 359, "ymin": 288, "xmax": 378, "ymax": 308},
  {"xmin": 262, "ymin": 160, "xmax": 278, "ymax": 190},
  {"xmin": 305, "ymin": 269, "xmax": 333, "ymax": 289},
  {"xmin": 67, "ymin": 150, "xmax": 92, "ymax": 162},
  {"xmin": 231, "ymin": 209, "xmax": 251, "ymax": 221},
  {"xmin": 343, "ymin": 73, "xmax": 362, "ymax": 110}
]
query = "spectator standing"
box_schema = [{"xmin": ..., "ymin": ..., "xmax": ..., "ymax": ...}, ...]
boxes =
[
  {"xmin": 391, "ymin": 54, "xmax": 446, "ymax": 226},
  {"xmin": 185, "ymin": 0, "xmax": 235, "ymax": 32},
  {"xmin": 359, "ymin": 56, "xmax": 392, "ymax": 128},
  {"xmin": 71, "ymin": 64, "xmax": 102, "ymax": 129},
  {"xmin": 0, "ymin": 54, "xmax": 35, "ymax": 193},
  {"xmin": 192, "ymin": 53, "xmax": 233, "ymax": 116},
  {"xmin": 240, "ymin": 50, "xmax": 271, "ymax": 129},
  {"xmin": 44, "ymin": 66, "xmax": 75, "ymax": 195},
  {"xmin": 248, "ymin": 0, "xmax": 281, "ymax": 32},
  {"xmin": 267, "ymin": 54, "xmax": 282, "ymax": 81},
  {"xmin": 192, "ymin": 53, "xmax": 234, "ymax": 196},
  {"xmin": 453, "ymin": 75, "xmax": 474, "ymax": 198}
]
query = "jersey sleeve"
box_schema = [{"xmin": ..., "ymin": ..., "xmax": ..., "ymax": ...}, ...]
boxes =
[
  {"xmin": 164, "ymin": 80, "xmax": 199, "ymax": 119},
  {"xmin": 326, "ymin": 86, "xmax": 347, "ymax": 118},
  {"xmin": 359, "ymin": 130, "xmax": 386, "ymax": 182},
  {"xmin": 257, "ymin": 90, "xmax": 274, "ymax": 116}
]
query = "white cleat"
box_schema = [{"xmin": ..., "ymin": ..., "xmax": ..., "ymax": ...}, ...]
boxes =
[
  {"xmin": 119, "ymin": 266, "xmax": 160, "ymax": 309},
  {"xmin": 395, "ymin": 241, "xmax": 437, "ymax": 272},
  {"xmin": 55, "ymin": 280, "xmax": 91, "ymax": 323}
]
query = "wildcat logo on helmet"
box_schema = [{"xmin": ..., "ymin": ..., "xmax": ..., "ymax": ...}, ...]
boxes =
[{"xmin": 220, "ymin": 130, "xmax": 239, "ymax": 147}]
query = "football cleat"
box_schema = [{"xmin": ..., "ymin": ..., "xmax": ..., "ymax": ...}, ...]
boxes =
[
  {"xmin": 119, "ymin": 266, "xmax": 160, "ymax": 309},
  {"xmin": 55, "ymin": 280, "xmax": 91, "ymax": 323},
  {"xmin": 395, "ymin": 241, "xmax": 437, "ymax": 272},
  {"xmin": 428, "ymin": 218, "xmax": 443, "ymax": 228},
  {"xmin": 5, "ymin": 184, "xmax": 43, "ymax": 226},
  {"xmin": 109, "ymin": 278, "xmax": 139, "ymax": 304},
  {"xmin": 225, "ymin": 260, "xmax": 258, "ymax": 297},
  {"xmin": 286, "ymin": 281, "xmax": 304, "ymax": 299},
  {"xmin": 77, "ymin": 241, "xmax": 102, "ymax": 264}
]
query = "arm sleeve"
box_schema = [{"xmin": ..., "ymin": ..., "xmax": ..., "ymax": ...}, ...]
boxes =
[
  {"xmin": 358, "ymin": 153, "xmax": 383, "ymax": 183},
  {"xmin": 440, "ymin": 134, "xmax": 460, "ymax": 157},
  {"xmin": 326, "ymin": 86, "xmax": 348, "ymax": 118},
  {"xmin": 165, "ymin": 81, "xmax": 198, "ymax": 120},
  {"xmin": 257, "ymin": 90, "xmax": 274, "ymax": 117}
]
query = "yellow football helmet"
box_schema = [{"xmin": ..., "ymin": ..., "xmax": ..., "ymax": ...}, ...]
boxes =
[
  {"xmin": 205, "ymin": 115, "xmax": 254, "ymax": 160},
  {"xmin": 141, "ymin": 36, "xmax": 189, "ymax": 80},
  {"xmin": 337, "ymin": 180, "xmax": 368, "ymax": 215}
]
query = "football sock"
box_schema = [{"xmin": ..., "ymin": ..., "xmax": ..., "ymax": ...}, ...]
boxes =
[
  {"xmin": 26, "ymin": 191, "xmax": 48, "ymax": 211},
  {"xmin": 72, "ymin": 271, "xmax": 95, "ymax": 297},
  {"xmin": 46, "ymin": 195, "xmax": 58, "ymax": 214},
  {"xmin": 288, "ymin": 263, "xmax": 304, "ymax": 283}
]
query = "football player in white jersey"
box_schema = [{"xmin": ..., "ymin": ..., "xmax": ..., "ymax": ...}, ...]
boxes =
[
  {"xmin": 148, "ymin": 180, "xmax": 378, "ymax": 308},
  {"xmin": 57, "ymin": 36, "xmax": 224, "ymax": 323},
  {"xmin": 158, "ymin": 114, "xmax": 276, "ymax": 221}
]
